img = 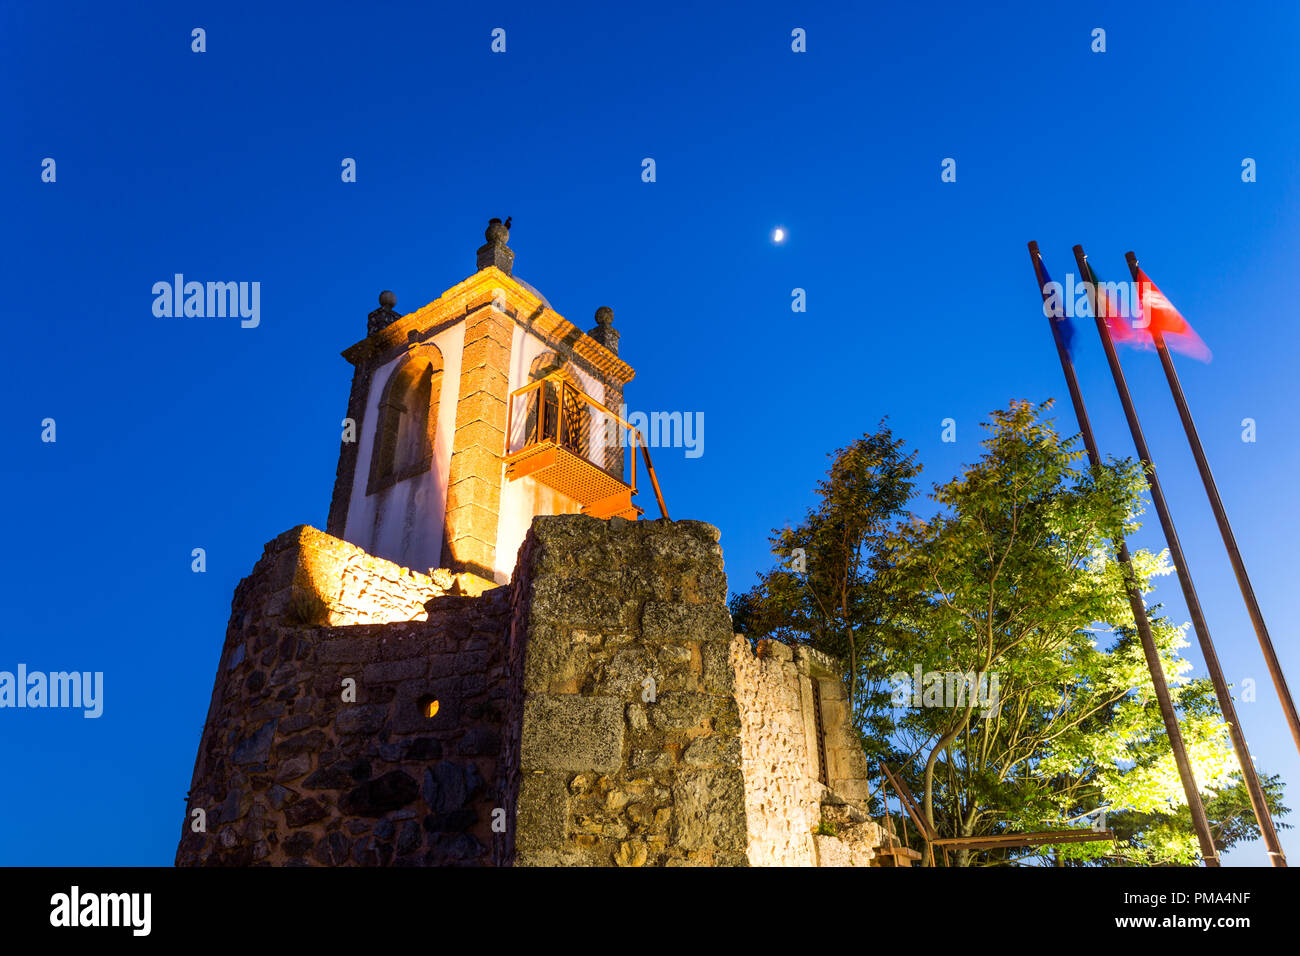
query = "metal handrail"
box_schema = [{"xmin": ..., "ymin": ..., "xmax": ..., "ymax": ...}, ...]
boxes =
[{"xmin": 505, "ymin": 371, "xmax": 669, "ymax": 519}]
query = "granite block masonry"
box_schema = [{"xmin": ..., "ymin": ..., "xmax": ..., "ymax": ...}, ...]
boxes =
[
  {"xmin": 177, "ymin": 514, "xmax": 882, "ymax": 866},
  {"xmin": 501, "ymin": 515, "xmax": 747, "ymax": 866}
]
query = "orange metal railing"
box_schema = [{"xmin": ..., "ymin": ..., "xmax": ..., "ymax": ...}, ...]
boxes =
[{"xmin": 505, "ymin": 371, "xmax": 668, "ymax": 519}]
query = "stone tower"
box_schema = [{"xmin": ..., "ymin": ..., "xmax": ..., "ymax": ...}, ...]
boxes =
[
  {"xmin": 326, "ymin": 218, "xmax": 638, "ymax": 587},
  {"xmin": 176, "ymin": 222, "xmax": 885, "ymax": 867}
]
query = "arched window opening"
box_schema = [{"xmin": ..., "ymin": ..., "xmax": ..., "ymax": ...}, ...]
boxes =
[
  {"xmin": 524, "ymin": 352, "xmax": 560, "ymax": 446},
  {"xmin": 524, "ymin": 352, "xmax": 593, "ymax": 461},
  {"xmin": 368, "ymin": 347, "xmax": 442, "ymax": 494},
  {"xmin": 392, "ymin": 364, "xmax": 434, "ymax": 474},
  {"xmin": 559, "ymin": 381, "xmax": 591, "ymax": 454}
]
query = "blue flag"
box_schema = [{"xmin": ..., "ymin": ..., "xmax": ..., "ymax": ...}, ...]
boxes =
[{"xmin": 1037, "ymin": 256, "xmax": 1076, "ymax": 359}]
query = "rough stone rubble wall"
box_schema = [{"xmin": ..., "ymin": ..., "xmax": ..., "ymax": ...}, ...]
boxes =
[
  {"xmin": 176, "ymin": 528, "xmax": 511, "ymax": 866},
  {"xmin": 731, "ymin": 638, "xmax": 821, "ymax": 865},
  {"xmin": 246, "ymin": 525, "xmax": 454, "ymax": 628},
  {"xmin": 179, "ymin": 517, "xmax": 880, "ymax": 867},
  {"xmin": 504, "ymin": 515, "xmax": 749, "ymax": 866},
  {"xmin": 732, "ymin": 638, "xmax": 878, "ymax": 866}
]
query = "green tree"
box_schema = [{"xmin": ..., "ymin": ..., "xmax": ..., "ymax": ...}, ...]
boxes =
[
  {"xmin": 734, "ymin": 400, "xmax": 1288, "ymax": 865},
  {"xmin": 1075, "ymin": 673, "xmax": 1293, "ymax": 867},
  {"xmin": 882, "ymin": 403, "xmax": 1287, "ymax": 866},
  {"xmin": 730, "ymin": 421, "xmax": 920, "ymax": 764},
  {"xmin": 880, "ymin": 400, "xmax": 1154, "ymax": 862}
]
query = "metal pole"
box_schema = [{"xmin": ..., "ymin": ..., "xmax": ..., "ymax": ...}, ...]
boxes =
[
  {"xmin": 636, "ymin": 431, "xmax": 670, "ymax": 520},
  {"xmin": 1076, "ymin": 245, "xmax": 1285, "ymax": 865},
  {"xmin": 1127, "ymin": 250, "xmax": 1300, "ymax": 763},
  {"xmin": 1028, "ymin": 242, "xmax": 1219, "ymax": 866}
]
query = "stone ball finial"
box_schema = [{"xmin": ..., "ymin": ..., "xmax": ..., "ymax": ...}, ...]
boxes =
[
  {"xmin": 485, "ymin": 217, "xmax": 510, "ymax": 245},
  {"xmin": 368, "ymin": 290, "xmax": 403, "ymax": 336},
  {"xmin": 589, "ymin": 306, "xmax": 620, "ymax": 355}
]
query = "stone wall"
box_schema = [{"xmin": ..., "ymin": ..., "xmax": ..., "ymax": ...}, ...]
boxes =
[
  {"xmin": 179, "ymin": 517, "xmax": 882, "ymax": 867},
  {"xmin": 732, "ymin": 638, "xmax": 821, "ymax": 865},
  {"xmin": 243, "ymin": 525, "xmax": 458, "ymax": 629},
  {"xmin": 502, "ymin": 514, "xmax": 749, "ymax": 866},
  {"xmin": 808, "ymin": 646, "xmax": 873, "ymax": 807},
  {"xmin": 731, "ymin": 637, "xmax": 877, "ymax": 866},
  {"xmin": 176, "ymin": 529, "xmax": 511, "ymax": 866}
]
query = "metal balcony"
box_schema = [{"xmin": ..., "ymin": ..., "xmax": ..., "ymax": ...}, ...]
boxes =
[{"xmin": 503, "ymin": 372, "xmax": 666, "ymax": 520}]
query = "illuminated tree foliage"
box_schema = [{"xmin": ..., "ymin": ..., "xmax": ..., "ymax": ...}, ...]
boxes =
[{"xmin": 732, "ymin": 400, "xmax": 1288, "ymax": 866}]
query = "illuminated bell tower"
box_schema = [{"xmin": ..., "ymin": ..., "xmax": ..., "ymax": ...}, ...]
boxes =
[{"xmin": 326, "ymin": 218, "xmax": 639, "ymax": 589}]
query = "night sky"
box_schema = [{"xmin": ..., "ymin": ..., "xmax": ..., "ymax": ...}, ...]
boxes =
[{"xmin": 3, "ymin": 0, "xmax": 1298, "ymax": 864}]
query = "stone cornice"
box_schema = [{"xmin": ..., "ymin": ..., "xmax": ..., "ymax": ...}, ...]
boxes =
[{"xmin": 342, "ymin": 268, "xmax": 635, "ymax": 386}]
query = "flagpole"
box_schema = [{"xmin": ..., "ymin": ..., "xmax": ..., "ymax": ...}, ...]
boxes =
[
  {"xmin": 1126, "ymin": 250, "xmax": 1300, "ymax": 761},
  {"xmin": 1027, "ymin": 242, "xmax": 1220, "ymax": 867},
  {"xmin": 1076, "ymin": 245, "xmax": 1285, "ymax": 866}
]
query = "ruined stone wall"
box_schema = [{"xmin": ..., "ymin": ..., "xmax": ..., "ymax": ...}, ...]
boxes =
[
  {"xmin": 176, "ymin": 528, "xmax": 511, "ymax": 866},
  {"xmin": 732, "ymin": 638, "xmax": 821, "ymax": 865},
  {"xmin": 246, "ymin": 525, "xmax": 460, "ymax": 629},
  {"xmin": 732, "ymin": 638, "xmax": 877, "ymax": 866},
  {"xmin": 503, "ymin": 514, "xmax": 749, "ymax": 866},
  {"xmin": 179, "ymin": 517, "xmax": 881, "ymax": 867},
  {"xmin": 809, "ymin": 647, "xmax": 873, "ymax": 807}
]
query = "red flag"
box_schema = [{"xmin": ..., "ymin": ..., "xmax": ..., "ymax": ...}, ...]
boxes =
[
  {"xmin": 1085, "ymin": 262, "xmax": 1154, "ymax": 350},
  {"xmin": 1093, "ymin": 279, "xmax": 1143, "ymax": 346},
  {"xmin": 1134, "ymin": 268, "xmax": 1211, "ymax": 362}
]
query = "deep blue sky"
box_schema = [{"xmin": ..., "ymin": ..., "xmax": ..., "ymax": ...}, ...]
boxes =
[{"xmin": 3, "ymin": 1, "xmax": 1298, "ymax": 866}]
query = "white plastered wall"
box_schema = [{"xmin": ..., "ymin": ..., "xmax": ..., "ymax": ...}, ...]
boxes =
[{"xmin": 342, "ymin": 321, "xmax": 465, "ymax": 573}]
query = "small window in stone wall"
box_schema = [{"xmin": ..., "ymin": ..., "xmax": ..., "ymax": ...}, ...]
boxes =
[
  {"xmin": 368, "ymin": 346, "xmax": 443, "ymax": 495},
  {"xmin": 811, "ymin": 678, "xmax": 829, "ymax": 786},
  {"xmin": 420, "ymin": 696, "xmax": 440, "ymax": 718}
]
